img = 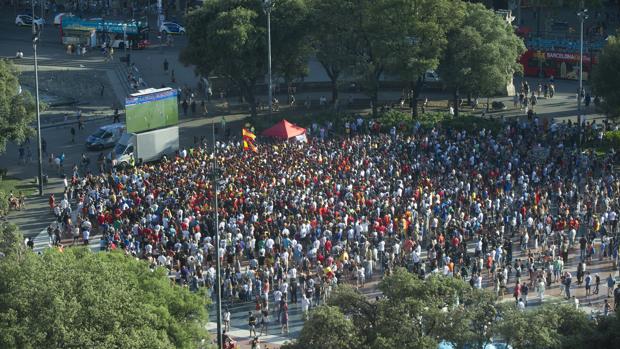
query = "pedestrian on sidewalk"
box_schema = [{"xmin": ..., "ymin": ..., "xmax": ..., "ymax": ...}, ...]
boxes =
[
  {"xmin": 585, "ymin": 272, "xmax": 592, "ymax": 299},
  {"xmin": 281, "ymin": 302, "xmax": 289, "ymax": 335},
  {"xmin": 18, "ymin": 145, "xmax": 24, "ymax": 164},
  {"xmin": 259, "ymin": 308, "xmax": 268, "ymax": 336},
  {"xmin": 565, "ymin": 272, "xmax": 573, "ymax": 299},
  {"xmin": 607, "ymin": 274, "xmax": 616, "ymax": 297},
  {"xmin": 248, "ymin": 311, "xmax": 257, "ymax": 338},
  {"xmin": 301, "ymin": 293, "xmax": 310, "ymax": 320},
  {"xmin": 537, "ymin": 277, "xmax": 546, "ymax": 303},
  {"xmin": 604, "ymin": 299, "xmax": 611, "ymax": 316},
  {"xmin": 113, "ymin": 108, "xmax": 120, "ymax": 123},
  {"xmin": 48, "ymin": 193, "xmax": 55, "ymax": 212},
  {"xmin": 223, "ymin": 307, "xmax": 230, "ymax": 332},
  {"xmin": 26, "ymin": 147, "xmax": 32, "ymax": 164},
  {"xmin": 182, "ymin": 99, "xmax": 188, "ymax": 116}
]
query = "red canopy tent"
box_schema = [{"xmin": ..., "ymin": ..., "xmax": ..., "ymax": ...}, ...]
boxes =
[{"xmin": 261, "ymin": 119, "xmax": 306, "ymax": 139}]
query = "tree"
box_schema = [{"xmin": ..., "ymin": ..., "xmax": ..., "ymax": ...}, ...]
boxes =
[
  {"xmin": 592, "ymin": 35, "xmax": 620, "ymax": 118},
  {"xmin": 181, "ymin": 0, "xmax": 310, "ymax": 117},
  {"xmin": 591, "ymin": 313, "xmax": 620, "ymax": 348},
  {"xmin": 0, "ymin": 237, "xmax": 209, "ymax": 349},
  {"xmin": 496, "ymin": 303, "xmax": 596, "ymax": 349},
  {"xmin": 282, "ymin": 306, "xmax": 361, "ymax": 349},
  {"xmin": 270, "ymin": 0, "xmax": 312, "ymax": 85},
  {"xmin": 307, "ymin": 0, "xmax": 357, "ymax": 106},
  {"xmin": 0, "ymin": 59, "xmax": 36, "ymax": 154},
  {"xmin": 347, "ymin": 0, "xmax": 412, "ymax": 116},
  {"xmin": 291, "ymin": 268, "xmax": 619, "ymax": 348},
  {"xmin": 438, "ymin": 2, "xmax": 526, "ymax": 117},
  {"xmin": 0, "ymin": 222, "xmax": 25, "ymax": 260},
  {"xmin": 387, "ymin": 0, "xmax": 453, "ymax": 117},
  {"xmin": 290, "ymin": 269, "xmax": 498, "ymax": 349},
  {"xmin": 309, "ymin": 0, "xmax": 420, "ymax": 116}
]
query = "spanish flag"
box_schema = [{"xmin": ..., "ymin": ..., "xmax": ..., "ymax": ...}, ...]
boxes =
[
  {"xmin": 242, "ymin": 128, "xmax": 256, "ymax": 142},
  {"xmin": 242, "ymin": 128, "xmax": 257, "ymax": 153},
  {"xmin": 243, "ymin": 140, "xmax": 258, "ymax": 153}
]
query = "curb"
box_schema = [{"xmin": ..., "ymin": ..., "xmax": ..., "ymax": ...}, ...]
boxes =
[{"xmin": 40, "ymin": 114, "xmax": 114, "ymax": 130}]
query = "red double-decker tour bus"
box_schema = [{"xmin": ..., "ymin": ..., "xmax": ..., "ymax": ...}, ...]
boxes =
[{"xmin": 520, "ymin": 49, "xmax": 598, "ymax": 81}]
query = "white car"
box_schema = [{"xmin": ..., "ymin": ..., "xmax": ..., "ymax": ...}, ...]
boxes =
[
  {"xmin": 160, "ymin": 22, "xmax": 185, "ymax": 35},
  {"xmin": 15, "ymin": 14, "xmax": 45, "ymax": 27},
  {"xmin": 424, "ymin": 70, "xmax": 441, "ymax": 82}
]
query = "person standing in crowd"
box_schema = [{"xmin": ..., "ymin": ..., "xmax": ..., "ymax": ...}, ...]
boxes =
[
  {"xmin": 40, "ymin": 113, "xmax": 620, "ymax": 331},
  {"xmin": 248, "ymin": 311, "xmax": 257, "ymax": 338}
]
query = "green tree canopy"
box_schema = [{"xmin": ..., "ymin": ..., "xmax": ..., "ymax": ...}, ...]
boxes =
[
  {"xmin": 387, "ymin": 0, "xmax": 453, "ymax": 117},
  {"xmin": 438, "ymin": 2, "xmax": 526, "ymax": 117},
  {"xmin": 284, "ymin": 268, "xmax": 498, "ymax": 349},
  {"xmin": 0, "ymin": 59, "xmax": 36, "ymax": 154},
  {"xmin": 283, "ymin": 305, "xmax": 361, "ymax": 349},
  {"xmin": 0, "ymin": 230, "xmax": 209, "ymax": 349},
  {"xmin": 287, "ymin": 267, "xmax": 619, "ymax": 349},
  {"xmin": 346, "ymin": 0, "xmax": 412, "ymax": 116},
  {"xmin": 307, "ymin": 0, "xmax": 357, "ymax": 105},
  {"xmin": 496, "ymin": 303, "xmax": 597, "ymax": 349},
  {"xmin": 181, "ymin": 0, "xmax": 310, "ymax": 117},
  {"xmin": 592, "ymin": 35, "xmax": 620, "ymax": 118}
]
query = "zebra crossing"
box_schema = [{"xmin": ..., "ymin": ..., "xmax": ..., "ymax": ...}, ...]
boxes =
[
  {"xmin": 207, "ymin": 297, "xmax": 305, "ymax": 346},
  {"xmin": 11, "ymin": 56, "xmax": 121, "ymax": 70},
  {"xmin": 30, "ymin": 223, "xmax": 101, "ymax": 254}
]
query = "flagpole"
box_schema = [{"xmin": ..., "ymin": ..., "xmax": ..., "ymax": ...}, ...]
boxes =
[{"xmin": 212, "ymin": 121, "xmax": 223, "ymax": 349}]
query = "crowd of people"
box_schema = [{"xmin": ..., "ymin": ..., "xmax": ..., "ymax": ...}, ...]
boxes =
[{"xmin": 43, "ymin": 113, "xmax": 620, "ymax": 340}]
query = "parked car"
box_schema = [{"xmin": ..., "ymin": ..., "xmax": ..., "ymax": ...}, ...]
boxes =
[
  {"xmin": 160, "ymin": 22, "xmax": 185, "ymax": 35},
  {"xmin": 424, "ymin": 70, "xmax": 441, "ymax": 83},
  {"xmin": 15, "ymin": 14, "xmax": 44, "ymax": 27}
]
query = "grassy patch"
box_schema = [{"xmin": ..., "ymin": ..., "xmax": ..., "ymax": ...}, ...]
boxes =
[
  {"xmin": 0, "ymin": 177, "xmax": 37, "ymax": 195},
  {"xmin": 0, "ymin": 177, "xmax": 37, "ymax": 216}
]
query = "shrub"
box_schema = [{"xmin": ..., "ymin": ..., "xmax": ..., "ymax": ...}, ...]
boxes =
[
  {"xmin": 375, "ymin": 110, "xmax": 502, "ymax": 135},
  {"xmin": 603, "ymin": 130, "xmax": 620, "ymax": 149},
  {"xmin": 0, "ymin": 190, "xmax": 8, "ymax": 216},
  {"xmin": 377, "ymin": 110, "xmax": 412, "ymax": 131}
]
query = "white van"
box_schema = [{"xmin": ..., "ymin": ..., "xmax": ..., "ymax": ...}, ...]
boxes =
[{"xmin": 85, "ymin": 123, "xmax": 125, "ymax": 150}]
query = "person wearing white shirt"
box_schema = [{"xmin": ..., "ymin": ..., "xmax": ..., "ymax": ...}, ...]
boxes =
[
  {"xmin": 301, "ymin": 294, "xmax": 310, "ymax": 320},
  {"xmin": 82, "ymin": 229, "xmax": 90, "ymax": 245},
  {"xmin": 223, "ymin": 308, "xmax": 231, "ymax": 332},
  {"xmin": 288, "ymin": 267, "xmax": 297, "ymax": 281},
  {"xmin": 280, "ymin": 281, "xmax": 289, "ymax": 298},
  {"xmin": 274, "ymin": 289, "xmax": 283, "ymax": 318},
  {"xmin": 517, "ymin": 298, "xmax": 525, "ymax": 310}
]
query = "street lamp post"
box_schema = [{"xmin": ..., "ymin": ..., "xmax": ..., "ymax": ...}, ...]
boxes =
[
  {"xmin": 577, "ymin": 8, "xmax": 588, "ymax": 119},
  {"xmin": 211, "ymin": 122, "xmax": 223, "ymax": 349},
  {"xmin": 32, "ymin": 0, "xmax": 43, "ymax": 196},
  {"xmin": 123, "ymin": 23, "xmax": 128, "ymax": 57},
  {"xmin": 263, "ymin": 0, "xmax": 274, "ymax": 117}
]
